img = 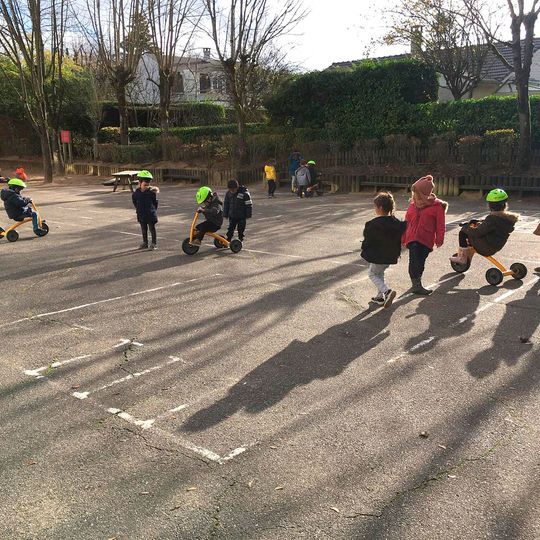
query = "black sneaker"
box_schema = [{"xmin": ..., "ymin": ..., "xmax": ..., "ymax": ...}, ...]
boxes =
[
  {"xmin": 139, "ymin": 242, "xmax": 148, "ymax": 249},
  {"xmin": 383, "ymin": 289, "xmax": 397, "ymax": 308},
  {"xmin": 149, "ymin": 243, "xmax": 157, "ymax": 250},
  {"xmin": 371, "ymin": 295, "xmax": 385, "ymax": 306}
]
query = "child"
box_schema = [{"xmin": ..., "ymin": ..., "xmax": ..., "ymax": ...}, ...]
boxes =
[
  {"xmin": 306, "ymin": 160, "xmax": 321, "ymax": 197},
  {"xmin": 14, "ymin": 168, "xmax": 27, "ymax": 181},
  {"xmin": 190, "ymin": 186, "xmax": 223, "ymax": 245},
  {"xmin": 293, "ymin": 159, "xmax": 311, "ymax": 198},
  {"xmin": 402, "ymin": 175, "xmax": 447, "ymax": 295},
  {"xmin": 450, "ymin": 189, "xmax": 518, "ymax": 265},
  {"xmin": 361, "ymin": 191, "xmax": 407, "ymax": 307},
  {"xmin": 265, "ymin": 159, "xmax": 277, "ymax": 198},
  {"xmin": 132, "ymin": 170, "xmax": 159, "ymax": 250},
  {"xmin": 288, "ymin": 150, "xmax": 303, "ymax": 193},
  {"xmin": 534, "ymin": 222, "xmax": 540, "ymax": 273},
  {"xmin": 1, "ymin": 178, "xmax": 44, "ymax": 232},
  {"xmin": 223, "ymin": 179, "xmax": 252, "ymax": 242}
]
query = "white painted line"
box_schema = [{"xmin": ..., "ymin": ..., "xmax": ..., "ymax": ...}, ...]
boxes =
[
  {"xmin": 112, "ymin": 230, "xmax": 140, "ymax": 237},
  {"xmin": 24, "ymin": 354, "xmax": 92, "ymax": 378},
  {"xmin": 113, "ymin": 338, "xmax": 144, "ymax": 348},
  {"xmin": 72, "ymin": 355, "xmax": 184, "ymax": 399},
  {"xmin": 108, "ymin": 408, "xmax": 155, "ymax": 430},
  {"xmin": 387, "ymin": 276, "xmax": 539, "ymax": 364},
  {"xmin": 79, "ymin": 216, "xmax": 93, "ymax": 220},
  {"xmin": 255, "ymin": 215, "xmax": 283, "ymax": 221},
  {"xmin": 170, "ymin": 404, "xmax": 189, "ymax": 412},
  {"xmin": 1, "ymin": 274, "xmax": 221, "ymax": 328},
  {"xmin": 221, "ymin": 446, "xmax": 247, "ymax": 461}
]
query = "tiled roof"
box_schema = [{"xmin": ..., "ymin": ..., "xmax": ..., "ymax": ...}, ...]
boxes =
[{"xmin": 327, "ymin": 38, "xmax": 540, "ymax": 82}]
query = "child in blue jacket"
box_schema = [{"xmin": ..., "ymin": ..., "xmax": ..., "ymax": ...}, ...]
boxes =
[
  {"xmin": 132, "ymin": 170, "xmax": 159, "ymax": 250},
  {"xmin": 223, "ymin": 180, "xmax": 252, "ymax": 242}
]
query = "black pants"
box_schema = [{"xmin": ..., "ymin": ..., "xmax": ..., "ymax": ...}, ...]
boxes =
[
  {"xmin": 195, "ymin": 220, "xmax": 220, "ymax": 241},
  {"xmin": 140, "ymin": 221, "xmax": 157, "ymax": 244},
  {"xmin": 459, "ymin": 229, "xmax": 470, "ymax": 248},
  {"xmin": 297, "ymin": 185, "xmax": 308, "ymax": 197},
  {"xmin": 408, "ymin": 241, "xmax": 431, "ymax": 279},
  {"xmin": 268, "ymin": 179, "xmax": 276, "ymax": 196},
  {"xmin": 227, "ymin": 218, "xmax": 246, "ymax": 240}
]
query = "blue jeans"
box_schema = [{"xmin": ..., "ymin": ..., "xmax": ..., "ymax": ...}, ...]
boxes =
[
  {"xmin": 22, "ymin": 206, "xmax": 39, "ymax": 230},
  {"xmin": 297, "ymin": 185, "xmax": 308, "ymax": 198}
]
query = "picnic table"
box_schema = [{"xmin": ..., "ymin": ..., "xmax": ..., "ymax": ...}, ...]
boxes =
[{"xmin": 102, "ymin": 170, "xmax": 141, "ymax": 192}]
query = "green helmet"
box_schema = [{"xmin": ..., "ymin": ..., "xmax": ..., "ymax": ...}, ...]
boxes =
[
  {"xmin": 8, "ymin": 178, "xmax": 26, "ymax": 189},
  {"xmin": 196, "ymin": 186, "xmax": 211, "ymax": 204},
  {"xmin": 486, "ymin": 188, "xmax": 508, "ymax": 202},
  {"xmin": 307, "ymin": 160, "xmax": 316, "ymax": 165},
  {"xmin": 137, "ymin": 170, "xmax": 153, "ymax": 179}
]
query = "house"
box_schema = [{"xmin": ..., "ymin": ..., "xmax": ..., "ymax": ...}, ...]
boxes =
[
  {"xmin": 130, "ymin": 48, "xmax": 230, "ymax": 106},
  {"xmin": 327, "ymin": 38, "xmax": 540, "ymax": 102}
]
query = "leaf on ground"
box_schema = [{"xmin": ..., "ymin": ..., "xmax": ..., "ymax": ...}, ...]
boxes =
[
  {"xmin": 27, "ymin": 461, "xmax": 37, "ymax": 466},
  {"xmin": 139, "ymin": 491, "xmax": 150, "ymax": 495},
  {"xmin": 269, "ymin": 445, "xmax": 277, "ymax": 449},
  {"xmin": 186, "ymin": 487, "xmax": 197, "ymax": 492},
  {"xmin": 274, "ymin": 486, "xmax": 284, "ymax": 491},
  {"xmin": 247, "ymin": 480, "xmax": 254, "ymax": 488},
  {"xmin": 71, "ymin": 384, "xmax": 80, "ymax": 389},
  {"xmin": 447, "ymin": 474, "xmax": 457, "ymax": 479},
  {"xmin": 330, "ymin": 506, "xmax": 340, "ymax": 513},
  {"xmin": 438, "ymin": 444, "xmax": 447, "ymax": 449},
  {"xmin": 107, "ymin": 536, "xmax": 119, "ymax": 540}
]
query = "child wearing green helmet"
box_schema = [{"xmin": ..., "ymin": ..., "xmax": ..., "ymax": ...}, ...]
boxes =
[
  {"xmin": 450, "ymin": 188, "xmax": 519, "ymax": 265},
  {"xmin": 132, "ymin": 170, "xmax": 159, "ymax": 250},
  {"xmin": 191, "ymin": 186, "xmax": 223, "ymax": 245},
  {"xmin": 1, "ymin": 178, "xmax": 44, "ymax": 233}
]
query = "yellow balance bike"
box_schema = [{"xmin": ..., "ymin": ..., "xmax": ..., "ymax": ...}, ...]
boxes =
[
  {"xmin": 450, "ymin": 221, "xmax": 526, "ymax": 286},
  {"xmin": 0, "ymin": 201, "xmax": 49, "ymax": 242},
  {"xmin": 181, "ymin": 211, "xmax": 242, "ymax": 255}
]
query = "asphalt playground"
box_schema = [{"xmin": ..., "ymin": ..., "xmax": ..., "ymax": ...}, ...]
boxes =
[{"xmin": 0, "ymin": 181, "xmax": 539, "ymax": 539}]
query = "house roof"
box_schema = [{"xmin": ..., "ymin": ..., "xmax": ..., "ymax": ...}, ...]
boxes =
[{"xmin": 327, "ymin": 38, "xmax": 540, "ymax": 82}]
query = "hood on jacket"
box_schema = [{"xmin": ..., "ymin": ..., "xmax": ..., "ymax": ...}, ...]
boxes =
[
  {"xmin": 150, "ymin": 186, "xmax": 159, "ymax": 194},
  {"xmin": 1, "ymin": 186, "xmax": 18, "ymax": 201},
  {"xmin": 491, "ymin": 210, "xmax": 519, "ymax": 224}
]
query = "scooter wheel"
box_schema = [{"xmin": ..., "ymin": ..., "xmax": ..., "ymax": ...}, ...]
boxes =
[
  {"xmin": 450, "ymin": 254, "xmax": 471, "ymax": 273},
  {"xmin": 214, "ymin": 236, "xmax": 227, "ymax": 248},
  {"xmin": 182, "ymin": 238, "xmax": 199, "ymax": 255},
  {"xmin": 510, "ymin": 262, "xmax": 527, "ymax": 280},
  {"xmin": 6, "ymin": 229, "xmax": 19, "ymax": 242},
  {"xmin": 34, "ymin": 222, "xmax": 49, "ymax": 237},
  {"xmin": 486, "ymin": 267, "xmax": 503, "ymax": 286},
  {"xmin": 229, "ymin": 239, "xmax": 242, "ymax": 253},
  {"xmin": 0, "ymin": 227, "xmax": 4, "ymax": 239}
]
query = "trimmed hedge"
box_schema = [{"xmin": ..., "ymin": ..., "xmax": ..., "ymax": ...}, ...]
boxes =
[
  {"xmin": 100, "ymin": 101, "xmax": 227, "ymax": 128},
  {"xmin": 98, "ymin": 123, "xmax": 265, "ymax": 144}
]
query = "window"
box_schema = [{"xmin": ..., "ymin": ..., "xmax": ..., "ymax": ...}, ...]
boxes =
[
  {"xmin": 172, "ymin": 74, "xmax": 184, "ymax": 94},
  {"xmin": 200, "ymin": 73, "xmax": 211, "ymax": 93}
]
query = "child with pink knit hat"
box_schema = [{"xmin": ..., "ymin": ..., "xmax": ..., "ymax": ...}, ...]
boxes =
[{"xmin": 402, "ymin": 175, "xmax": 448, "ymax": 294}]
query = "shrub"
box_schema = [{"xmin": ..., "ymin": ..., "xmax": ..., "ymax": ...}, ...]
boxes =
[
  {"xmin": 456, "ymin": 135, "xmax": 484, "ymax": 170},
  {"xmin": 97, "ymin": 143, "xmax": 154, "ymax": 163}
]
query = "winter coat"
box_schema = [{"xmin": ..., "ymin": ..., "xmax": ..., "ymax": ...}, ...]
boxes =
[
  {"xmin": 223, "ymin": 186, "xmax": 253, "ymax": 220},
  {"xmin": 1, "ymin": 186, "xmax": 31, "ymax": 221},
  {"xmin": 201, "ymin": 192, "xmax": 223, "ymax": 227},
  {"xmin": 462, "ymin": 212, "xmax": 518, "ymax": 256},
  {"xmin": 307, "ymin": 164, "xmax": 320, "ymax": 186},
  {"xmin": 402, "ymin": 199, "xmax": 446, "ymax": 251},
  {"xmin": 288, "ymin": 153, "xmax": 304, "ymax": 176},
  {"xmin": 132, "ymin": 186, "xmax": 159, "ymax": 223},
  {"xmin": 361, "ymin": 215, "xmax": 407, "ymax": 265},
  {"xmin": 293, "ymin": 166, "xmax": 311, "ymax": 187}
]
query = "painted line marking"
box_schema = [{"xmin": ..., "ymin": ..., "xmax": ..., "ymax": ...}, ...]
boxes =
[
  {"xmin": 1, "ymin": 274, "xmax": 221, "ymax": 328},
  {"xmin": 108, "ymin": 408, "xmax": 155, "ymax": 430},
  {"xmin": 72, "ymin": 355, "xmax": 184, "ymax": 400},
  {"xmin": 387, "ymin": 276, "xmax": 539, "ymax": 364},
  {"xmin": 24, "ymin": 354, "xmax": 91, "ymax": 378},
  {"xmin": 113, "ymin": 338, "xmax": 144, "ymax": 348},
  {"xmin": 170, "ymin": 404, "xmax": 189, "ymax": 413}
]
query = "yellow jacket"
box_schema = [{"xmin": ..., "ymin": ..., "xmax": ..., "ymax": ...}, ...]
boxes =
[{"xmin": 265, "ymin": 165, "xmax": 276, "ymax": 180}]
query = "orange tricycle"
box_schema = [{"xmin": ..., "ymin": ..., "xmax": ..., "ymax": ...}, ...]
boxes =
[{"xmin": 181, "ymin": 211, "xmax": 242, "ymax": 255}]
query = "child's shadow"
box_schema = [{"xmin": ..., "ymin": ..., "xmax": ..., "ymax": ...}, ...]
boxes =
[
  {"xmin": 404, "ymin": 274, "xmax": 480, "ymax": 354},
  {"xmin": 467, "ymin": 279, "xmax": 540, "ymax": 378},
  {"xmin": 182, "ymin": 305, "xmax": 395, "ymax": 433}
]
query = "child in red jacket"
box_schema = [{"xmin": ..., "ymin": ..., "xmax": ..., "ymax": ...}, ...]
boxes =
[{"xmin": 402, "ymin": 175, "xmax": 447, "ymax": 295}]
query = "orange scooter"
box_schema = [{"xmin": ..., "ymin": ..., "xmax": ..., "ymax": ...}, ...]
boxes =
[
  {"xmin": 0, "ymin": 201, "xmax": 49, "ymax": 242},
  {"xmin": 181, "ymin": 211, "xmax": 242, "ymax": 255},
  {"xmin": 450, "ymin": 220, "xmax": 526, "ymax": 286}
]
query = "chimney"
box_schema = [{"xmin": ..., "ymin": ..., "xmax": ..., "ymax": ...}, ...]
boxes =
[
  {"xmin": 410, "ymin": 26, "xmax": 422, "ymax": 57},
  {"xmin": 203, "ymin": 47, "xmax": 211, "ymax": 60}
]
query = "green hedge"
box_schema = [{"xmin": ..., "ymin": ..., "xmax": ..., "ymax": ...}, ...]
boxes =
[
  {"xmin": 101, "ymin": 101, "xmax": 227, "ymax": 128},
  {"xmin": 98, "ymin": 123, "xmax": 265, "ymax": 144}
]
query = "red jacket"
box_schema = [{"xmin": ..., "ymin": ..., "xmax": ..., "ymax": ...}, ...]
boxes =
[{"xmin": 402, "ymin": 200, "xmax": 446, "ymax": 251}]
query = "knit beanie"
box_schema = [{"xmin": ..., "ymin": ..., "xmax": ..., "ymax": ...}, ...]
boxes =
[{"xmin": 412, "ymin": 175, "xmax": 436, "ymax": 208}]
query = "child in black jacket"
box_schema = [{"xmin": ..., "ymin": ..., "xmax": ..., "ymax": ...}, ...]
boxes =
[
  {"xmin": 361, "ymin": 191, "xmax": 407, "ymax": 308},
  {"xmin": 191, "ymin": 186, "xmax": 223, "ymax": 245},
  {"xmin": 223, "ymin": 179, "xmax": 252, "ymax": 242},
  {"xmin": 132, "ymin": 170, "xmax": 159, "ymax": 250}
]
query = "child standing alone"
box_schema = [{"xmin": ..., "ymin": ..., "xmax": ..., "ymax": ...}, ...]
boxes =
[
  {"xmin": 402, "ymin": 175, "xmax": 447, "ymax": 295},
  {"xmin": 265, "ymin": 159, "xmax": 277, "ymax": 198},
  {"xmin": 223, "ymin": 179, "xmax": 252, "ymax": 242},
  {"xmin": 132, "ymin": 170, "xmax": 159, "ymax": 250},
  {"xmin": 361, "ymin": 191, "xmax": 407, "ymax": 307}
]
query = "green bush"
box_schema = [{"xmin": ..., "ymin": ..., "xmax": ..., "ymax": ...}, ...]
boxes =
[
  {"xmin": 457, "ymin": 135, "xmax": 483, "ymax": 170},
  {"xmin": 97, "ymin": 143, "xmax": 155, "ymax": 163}
]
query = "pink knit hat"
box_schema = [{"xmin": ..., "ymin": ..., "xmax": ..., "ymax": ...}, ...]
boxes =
[{"xmin": 412, "ymin": 175, "xmax": 436, "ymax": 208}]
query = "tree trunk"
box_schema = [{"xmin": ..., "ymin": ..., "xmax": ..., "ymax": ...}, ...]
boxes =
[
  {"xmin": 159, "ymin": 71, "xmax": 171, "ymax": 160},
  {"xmin": 53, "ymin": 130, "xmax": 66, "ymax": 175},
  {"xmin": 117, "ymin": 82, "xmax": 129, "ymax": 146},
  {"xmin": 40, "ymin": 132, "xmax": 54, "ymax": 183},
  {"xmin": 236, "ymin": 108, "xmax": 248, "ymax": 164},
  {"xmin": 516, "ymin": 79, "xmax": 532, "ymax": 170}
]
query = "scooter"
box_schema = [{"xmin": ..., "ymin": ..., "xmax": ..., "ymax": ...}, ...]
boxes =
[
  {"xmin": 181, "ymin": 211, "xmax": 242, "ymax": 255},
  {"xmin": 0, "ymin": 201, "xmax": 49, "ymax": 242}
]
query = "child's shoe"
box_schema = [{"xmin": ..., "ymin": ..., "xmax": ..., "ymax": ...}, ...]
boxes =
[
  {"xmin": 371, "ymin": 295, "xmax": 385, "ymax": 306},
  {"xmin": 190, "ymin": 238, "xmax": 201, "ymax": 245},
  {"xmin": 449, "ymin": 247, "xmax": 471, "ymax": 265},
  {"xmin": 383, "ymin": 289, "xmax": 396, "ymax": 308},
  {"xmin": 411, "ymin": 278, "xmax": 432, "ymax": 295},
  {"xmin": 139, "ymin": 242, "xmax": 148, "ymax": 249},
  {"xmin": 149, "ymin": 243, "xmax": 157, "ymax": 250}
]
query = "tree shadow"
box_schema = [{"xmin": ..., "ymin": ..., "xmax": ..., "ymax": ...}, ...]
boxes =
[{"xmin": 467, "ymin": 278, "xmax": 540, "ymax": 378}]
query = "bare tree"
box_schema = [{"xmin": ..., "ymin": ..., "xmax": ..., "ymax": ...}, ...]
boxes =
[
  {"xmin": 0, "ymin": 0, "xmax": 68, "ymax": 182},
  {"xmin": 145, "ymin": 0, "xmax": 201, "ymax": 156},
  {"xmin": 85, "ymin": 0, "xmax": 148, "ymax": 145},
  {"xmin": 462, "ymin": 0, "xmax": 540, "ymax": 170},
  {"xmin": 385, "ymin": 0, "xmax": 489, "ymax": 100},
  {"xmin": 204, "ymin": 0, "xmax": 306, "ymax": 162}
]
